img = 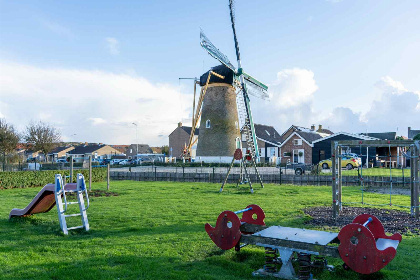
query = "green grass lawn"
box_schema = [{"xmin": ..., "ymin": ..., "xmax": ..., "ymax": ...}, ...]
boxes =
[
  {"xmin": 321, "ymin": 167, "xmax": 411, "ymax": 177},
  {"xmin": 0, "ymin": 181, "xmax": 418, "ymax": 280}
]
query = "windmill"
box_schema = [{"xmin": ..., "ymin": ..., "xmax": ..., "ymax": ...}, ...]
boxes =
[{"xmin": 199, "ymin": 0, "xmax": 269, "ymax": 192}]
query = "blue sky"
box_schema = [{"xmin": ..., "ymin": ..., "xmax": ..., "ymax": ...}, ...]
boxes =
[{"xmin": 1, "ymin": 0, "xmax": 419, "ymax": 144}]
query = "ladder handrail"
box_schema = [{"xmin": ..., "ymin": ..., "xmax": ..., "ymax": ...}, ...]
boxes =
[
  {"xmin": 77, "ymin": 173, "xmax": 90, "ymax": 211},
  {"xmin": 55, "ymin": 174, "xmax": 69, "ymax": 213}
]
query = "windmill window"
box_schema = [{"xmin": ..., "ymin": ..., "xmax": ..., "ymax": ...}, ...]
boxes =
[
  {"xmin": 235, "ymin": 137, "xmax": 241, "ymax": 149},
  {"xmin": 206, "ymin": 120, "xmax": 211, "ymax": 128}
]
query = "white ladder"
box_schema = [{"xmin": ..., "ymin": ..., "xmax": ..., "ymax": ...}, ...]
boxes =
[{"xmin": 55, "ymin": 173, "xmax": 90, "ymax": 235}]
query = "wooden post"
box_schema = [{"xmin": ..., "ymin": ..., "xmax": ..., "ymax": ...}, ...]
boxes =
[
  {"xmin": 89, "ymin": 155, "xmax": 92, "ymax": 191},
  {"xmin": 410, "ymin": 148, "xmax": 415, "ymax": 216},
  {"xmin": 70, "ymin": 156, "xmax": 73, "ymax": 183},
  {"xmin": 338, "ymin": 146, "xmax": 342, "ymax": 212},
  {"xmin": 107, "ymin": 163, "xmax": 110, "ymax": 191},
  {"xmin": 332, "ymin": 142, "xmax": 337, "ymax": 219},
  {"xmin": 414, "ymin": 145, "xmax": 419, "ymax": 219}
]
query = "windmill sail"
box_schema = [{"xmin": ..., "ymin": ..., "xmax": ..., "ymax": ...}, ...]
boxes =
[
  {"xmin": 200, "ymin": 30, "xmax": 237, "ymax": 73},
  {"xmin": 243, "ymin": 72, "xmax": 269, "ymax": 100}
]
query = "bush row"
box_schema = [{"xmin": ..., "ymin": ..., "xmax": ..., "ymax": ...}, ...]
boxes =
[{"xmin": 0, "ymin": 168, "xmax": 107, "ymax": 189}]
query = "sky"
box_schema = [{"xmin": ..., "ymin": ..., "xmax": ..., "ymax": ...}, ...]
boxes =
[{"xmin": 1, "ymin": 0, "xmax": 419, "ymax": 145}]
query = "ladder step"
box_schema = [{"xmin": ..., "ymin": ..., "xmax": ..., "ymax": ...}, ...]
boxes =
[
  {"xmin": 64, "ymin": 213, "xmax": 81, "ymax": 217},
  {"xmin": 64, "ymin": 189, "xmax": 79, "ymax": 193},
  {"xmin": 67, "ymin": 225, "xmax": 84, "ymax": 230},
  {"xmin": 66, "ymin": 202, "xmax": 79, "ymax": 205}
]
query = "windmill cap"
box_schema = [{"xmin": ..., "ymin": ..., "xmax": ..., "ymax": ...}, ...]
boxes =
[{"xmin": 199, "ymin": 65, "xmax": 234, "ymax": 87}]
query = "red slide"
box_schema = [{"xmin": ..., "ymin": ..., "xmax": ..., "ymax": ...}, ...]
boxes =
[{"xmin": 9, "ymin": 183, "xmax": 77, "ymax": 219}]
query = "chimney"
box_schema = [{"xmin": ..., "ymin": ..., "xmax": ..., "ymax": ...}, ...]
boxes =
[
  {"xmin": 318, "ymin": 124, "xmax": 323, "ymax": 131},
  {"xmin": 408, "ymin": 127, "xmax": 411, "ymax": 136},
  {"xmin": 178, "ymin": 122, "xmax": 182, "ymax": 127},
  {"xmin": 311, "ymin": 125, "xmax": 315, "ymax": 131}
]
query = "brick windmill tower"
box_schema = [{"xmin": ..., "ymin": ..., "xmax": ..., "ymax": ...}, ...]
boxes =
[{"xmin": 195, "ymin": 65, "xmax": 241, "ymax": 163}]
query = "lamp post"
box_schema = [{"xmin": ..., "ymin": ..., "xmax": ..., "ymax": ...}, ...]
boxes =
[{"xmin": 132, "ymin": 123, "xmax": 138, "ymax": 157}]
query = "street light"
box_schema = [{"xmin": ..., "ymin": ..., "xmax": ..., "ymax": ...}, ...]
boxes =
[{"xmin": 132, "ymin": 123, "xmax": 138, "ymax": 157}]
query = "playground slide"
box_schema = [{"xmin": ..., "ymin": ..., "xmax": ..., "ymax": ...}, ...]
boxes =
[{"xmin": 9, "ymin": 183, "xmax": 77, "ymax": 219}]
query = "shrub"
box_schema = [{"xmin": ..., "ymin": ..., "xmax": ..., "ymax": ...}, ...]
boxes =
[{"xmin": 0, "ymin": 168, "xmax": 107, "ymax": 189}]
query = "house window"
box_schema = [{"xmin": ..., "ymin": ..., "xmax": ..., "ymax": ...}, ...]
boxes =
[
  {"xmin": 269, "ymin": 147, "xmax": 277, "ymax": 157},
  {"xmin": 206, "ymin": 119, "xmax": 211, "ymax": 128},
  {"xmin": 283, "ymin": 152, "xmax": 291, "ymax": 157},
  {"xmin": 293, "ymin": 139, "xmax": 302, "ymax": 146}
]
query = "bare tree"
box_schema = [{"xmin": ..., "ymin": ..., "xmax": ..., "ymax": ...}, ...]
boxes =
[
  {"xmin": 25, "ymin": 121, "xmax": 61, "ymax": 162},
  {"xmin": 0, "ymin": 119, "xmax": 20, "ymax": 170}
]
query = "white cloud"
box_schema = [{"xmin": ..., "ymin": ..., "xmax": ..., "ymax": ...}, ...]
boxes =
[
  {"xmin": 375, "ymin": 76, "xmax": 407, "ymax": 93},
  {"xmin": 270, "ymin": 68, "xmax": 318, "ymax": 108},
  {"xmin": 0, "ymin": 62, "xmax": 191, "ymax": 145},
  {"xmin": 89, "ymin": 117, "xmax": 107, "ymax": 125},
  {"xmin": 320, "ymin": 76, "xmax": 420, "ymax": 135},
  {"xmin": 105, "ymin": 37, "xmax": 120, "ymax": 55},
  {"xmin": 252, "ymin": 70, "xmax": 419, "ymax": 137},
  {"xmin": 40, "ymin": 18, "xmax": 74, "ymax": 39},
  {"xmin": 252, "ymin": 68, "xmax": 318, "ymax": 130}
]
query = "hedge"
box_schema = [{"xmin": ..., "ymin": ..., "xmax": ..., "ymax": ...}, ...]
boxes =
[{"xmin": 0, "ymin": 168, "xmax": 107, "ymax": 189}]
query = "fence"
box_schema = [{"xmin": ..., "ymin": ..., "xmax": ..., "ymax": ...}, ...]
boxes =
[{"xmin": 110, "ymin": 166, "xmax": 414, "ymax": 188}]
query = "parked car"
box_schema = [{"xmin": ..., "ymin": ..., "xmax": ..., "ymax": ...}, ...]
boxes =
[
  {"xmin": 118, "ymin": 159, "xmax": 129, "ymax": 165},
  {"xmin": 55, "ymin": 159, "xmax": 67, "ymax": 163},
  {"xmin": 129, "ymin": 158, "xmax": 141, "ymax": 165},
  {"xmin": 319, "ymin": 156, "xmax": 360, "ymax": 170},
  {"xmin": 102, "ymin": 159, "xmax": 112, "ymax": 165},
  {"xmin": 286, "ymin": 163, "xmax": 311, "ymax": 175},
  {"xmin": 342, "ymin": 153, "xmax": 362, "ymax": 166},
  {"xmin": 110, "ymin": 159, "xmax": 123, "ymax": 165}
]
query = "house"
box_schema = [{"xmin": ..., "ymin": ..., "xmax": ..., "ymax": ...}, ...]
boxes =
[
  {"xmin": 169, "ymin": 122, "xmax": 199, "ymax": 159},
  {"xmin": 278, "ymin": 124, "xmax": 332, "ymax": 165},
  {"xmin": 47, "ymin": 146, "xmax": 75, "ymax": 162},
  {"xmin": 25, "ymin": 150, "xmax": 45, "ymax": 162},
  {"xmin": 358, "ymin": 132, "xmax": 405, "ymax": 166},
  {"xmin": 312, "ymin": 132, "xmax": 379, "ymax": 166},
  {"xmin": 111, "ymin": 145, "xmax": 129, "ymax": 154},
  {"xmin": 151, "ymin": 147, "xmax": 163, "ymax": 154},
  {"xmin": 241, "ymin": 124, "xmax": 282, "ymax": 163},
  {"xmin": 125, "ymin": 144, "xmax": 153, "ymax": 159},
  {"xmin": 281, "ymin": 124, "xmax": 333, "ymax": 141},
  {"xmin": 279, "ymin": 130, "xmax": 324, "ymax": 165},
  {"xmin": 67, "ymin": 144, "xmax": 121, "ymax": 163},
  {"xmin": 408, "ymin": 127, "xmax": 420, "ymax": 139}
]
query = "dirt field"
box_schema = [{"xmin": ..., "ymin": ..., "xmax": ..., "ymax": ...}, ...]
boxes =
[{"xmin": 304, "ymin": 206, "xmax": 419, "ymax": 234}]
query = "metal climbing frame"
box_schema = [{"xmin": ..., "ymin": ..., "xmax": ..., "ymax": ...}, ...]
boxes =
[{"xmin": 332, "ymin": 140, "xmax": 420, "ymax": 220}]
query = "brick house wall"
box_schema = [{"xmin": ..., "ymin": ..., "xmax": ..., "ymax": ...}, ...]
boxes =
[
  {"xmin": 169, "ymin": 127, "xmax": 190, "ymax": 159},
  {"xmin": 280, "ymin": 134, "xmax": 312, "ymax": 164}
]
